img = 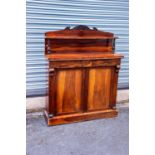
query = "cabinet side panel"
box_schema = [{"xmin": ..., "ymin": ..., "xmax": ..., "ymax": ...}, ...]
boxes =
[
  {"xmin": 87, "ymin": 68, "xmax": 111, "ymax": 111},
  {"xmin": 56, "ymin": 69, "xmax": 83, "ymax": 114}
]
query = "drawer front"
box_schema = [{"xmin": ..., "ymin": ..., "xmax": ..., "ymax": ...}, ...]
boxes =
[{"xmin": 50, "ymin": 59, "xmax": 120, "ymax": 69}]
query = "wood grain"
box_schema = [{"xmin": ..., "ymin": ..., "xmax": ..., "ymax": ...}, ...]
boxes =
[
  {"xmin": 48, "ymin": 68, "xmax": 57, "ymax": 115},
  {"xmin": 56, "ymin": 69, "xmax": 83, "ymax": 115},
  {"xmin": 45, "ymin": 25, "xmax": 124, "ymax": 126},
  {"xmin": 45, "ymin": 25, "xmax": 114, "ymax": 39},
  {"xmin": 109, "ymin": 67, "xmax": 119, "ymax": 108},
  {"xmin": 44, "ymin": 109, "xmax": 118, "ymax": 126},
  {"xmin": 87, "ymin": 68, "xmax": 111, "ymax": 111},
  {"xmin": 46, "ymin": 53, "xmax": 123, "ymax": 60},
  {"xmin": 50, "ymin": 59, "xmax": 121, "ymax": 69},
  {"xmin": 47, "ymin": 39, "xmax": 113, "ymax": 53}
]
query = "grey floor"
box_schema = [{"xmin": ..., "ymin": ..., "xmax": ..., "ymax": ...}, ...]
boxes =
[{"xmin": 27, "ymin": 107, "xmax": 129, "ymax": 155}]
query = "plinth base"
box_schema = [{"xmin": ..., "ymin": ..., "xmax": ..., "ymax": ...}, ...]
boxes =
[{"xmin": 44, "ymin": 109, "xmax": 118, "ymax": 126}]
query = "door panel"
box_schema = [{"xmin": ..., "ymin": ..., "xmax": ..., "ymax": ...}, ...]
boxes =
[
  {"xmin": 87, "ymin": 68, "xmax": 112, "ymax": 111},
  {"xmin": 56, "ymin": 69, "xmax": 83, "ymax": 114}
]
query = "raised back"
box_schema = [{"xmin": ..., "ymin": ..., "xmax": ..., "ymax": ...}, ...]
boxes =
[
  {"xmin": 45, "ymin": 25, "xmax": 114, "ymax": 39},
  {"xmin": 45, "ymin": 25, "xmax": 117, "ymax": 56}
]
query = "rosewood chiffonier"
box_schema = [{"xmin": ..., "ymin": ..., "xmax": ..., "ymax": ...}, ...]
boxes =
[{"xmin": 44, "ymin": 25, "xmax": 124, "ymax": 126}]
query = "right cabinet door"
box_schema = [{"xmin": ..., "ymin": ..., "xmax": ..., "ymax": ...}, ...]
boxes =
[{"xmin": 87, "ymin": 67, "xmax": 115, "ymax": 111}]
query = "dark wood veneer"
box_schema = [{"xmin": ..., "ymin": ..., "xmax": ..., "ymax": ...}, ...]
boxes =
[{"xmin": 44, "ymin": 25, "xmax": 123, "ymax": 126}]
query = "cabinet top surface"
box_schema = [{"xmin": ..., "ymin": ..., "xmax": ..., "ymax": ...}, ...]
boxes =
[
  {"xmin": 45, "ymin": 25, "xmax": 116, "ymax": 39},
  {"xmin": 45, "ymin": 53, "xmax": 124, "ymax": 60}
]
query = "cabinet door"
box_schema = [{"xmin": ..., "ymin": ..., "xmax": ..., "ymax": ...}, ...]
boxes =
[
  {"xmin": 56, "ymin": 69, "xmax": 83, "ymax": 115},
  {"xmin": 87, "ymin": 67, "xmax": 112, "ymax": 111}
]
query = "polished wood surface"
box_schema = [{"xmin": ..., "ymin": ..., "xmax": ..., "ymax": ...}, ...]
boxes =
[
  {"xmin": 46, "ymin": 39, "xmax": 113, "ymax": 53},
  {"xmin": 49, "ymin": 58, "xmax": 121, "ymax": 68},
  {"xmin": 45, "ymin": 25, "xmax": 117, "ymax": 55},
  {"xmin": 56, "ymin": 69, "xmax": 83, "ymax": 115},
  {"xmin": 44, "ymin": 25, "xmax": 124, "ymax": 126},
  {"xmin": 45, "ymin": 25, "xmax": 115, "ymax": 39},
  {"xmin": 87, "ymin": 68, "xmax": 111, "ymax": 111},
  {"xmin": 44, "ymin": 109, "xmax": 118, "ymax": 126},
  {"xmin": 46, "ymin": 53, "xmax": 123, "ymax": 60}
]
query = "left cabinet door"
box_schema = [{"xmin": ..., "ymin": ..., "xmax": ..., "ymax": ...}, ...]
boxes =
[{"xmin": 54, "ymin": 68, "xmax": 84, "ymax": 115}]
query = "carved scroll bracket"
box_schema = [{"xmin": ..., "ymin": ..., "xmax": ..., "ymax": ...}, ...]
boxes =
[{"xmin": 65, "ymin": 25, "xmax": 98, "ymax": 31}]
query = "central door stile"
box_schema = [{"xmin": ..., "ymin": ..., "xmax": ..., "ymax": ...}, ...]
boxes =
[{"xmin": 81, "ymin": 68, "xmax": 89, "ymax": 112}]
